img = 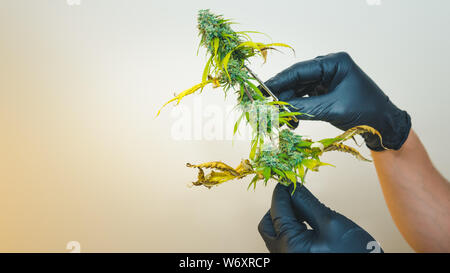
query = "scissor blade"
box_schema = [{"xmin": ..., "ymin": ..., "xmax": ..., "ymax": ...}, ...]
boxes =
[{"xmin": 244, "ymin": 65, "xmax": 298, "ymax": 122}]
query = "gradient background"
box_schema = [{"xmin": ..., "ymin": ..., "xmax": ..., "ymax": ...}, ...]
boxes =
[{"xmin": 0, "ymin": 0, "xmax": 449, "ymax": 252}]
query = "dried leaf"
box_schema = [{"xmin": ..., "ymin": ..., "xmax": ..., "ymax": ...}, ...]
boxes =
[
  {"xmin": 324, "ymin": 143, "xmax": 372, "ymax": 162},
  {"xmin": 186, "ymin": 161, "xmax": 240, "ymax": 176},
  {"xmin": 336, "ymin": 125, "xmax": 385, "ymax": 149}
]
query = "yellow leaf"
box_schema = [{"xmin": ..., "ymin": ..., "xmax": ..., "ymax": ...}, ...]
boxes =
[
  {"xmin": 209, "ymin": 76, "xmax": 220, "ymax": 88},
  {"xmin": 264, "ymin": 43, "xmax": 294, "ymax": 53},
  {"xmin": 156, "ymin": 80, "xmax": 212, "ymax": 117},
  {"xmin": 206, "ymin": 171, "xmax": 236, "ymax": 184},
  {"xmin": 221, "ymin": 50, "xmax": 234, "ymax": 82},
  {"xmin": 302, "ymin": 159, "xmax": 334, "ymax": 172},
  {"xmin": 202, "ymin": 55, "xmax": 213, "ymax": 83},
  {"xmin": 236, "ymin": 30, "xmax": 271, "ymax": 40}
]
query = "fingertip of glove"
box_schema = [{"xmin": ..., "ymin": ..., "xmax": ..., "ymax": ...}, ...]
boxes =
[
  {"xmin": 276, "ymin": 182, "xmax": 308, "ymax": 200},
  {"xmin": 288, "ymin": 183, "xmax": 318, "ymax": 206},
  {"xmin": 258, "ymin": 211, "xmax": 276, "ymax": 237},
  {"xmin": 274, "ymin": 182, "xmax": 291, "ymax": 195},
  {"xmin": 393, "ymin": 110, "xmax": 412, "ymax": 150}
]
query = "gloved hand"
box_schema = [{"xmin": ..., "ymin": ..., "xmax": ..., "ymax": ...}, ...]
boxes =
[
  {"xmin": 258, "ymin": 183, "xmax": 383, "ymax": 253},
  {"xmin": 262, "ymin": 52, "xmax": 411, "ymax": 150}
]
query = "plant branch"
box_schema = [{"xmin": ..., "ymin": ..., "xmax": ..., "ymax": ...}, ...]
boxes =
[{"xmin": 243, "ymin": 84, "xmax": 254, "ymax": 102}]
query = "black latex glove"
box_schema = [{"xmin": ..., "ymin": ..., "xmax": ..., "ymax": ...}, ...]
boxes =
[
  {"xmin": 258, "ymin": 183, "xmax": 383, "ymax": 253},
  {"xmin": 262, "ymin": 52, "xmax": 411, "ymax": 150}
]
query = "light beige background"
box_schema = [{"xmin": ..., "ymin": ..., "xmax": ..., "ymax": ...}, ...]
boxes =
[{"xmin": 0, "ymin": 0, "xmax": 449, "ymax": 252}]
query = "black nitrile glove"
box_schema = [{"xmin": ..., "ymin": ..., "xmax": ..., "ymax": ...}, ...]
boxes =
[
  {"xmin": 262, "ymin": 52, "xmax": 411, "ymax": 151},
  {"xmin": 258, "ymin": 183, "xmax": 383, "ymax": 253}
]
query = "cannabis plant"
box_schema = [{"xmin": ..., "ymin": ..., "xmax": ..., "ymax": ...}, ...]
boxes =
[{"xmin": 158, "ymin": 9, "xmax": 382, "ymax": 193}]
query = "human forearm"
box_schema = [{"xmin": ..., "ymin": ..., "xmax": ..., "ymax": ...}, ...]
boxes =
[{"xmin": 371, "ymin": 129, "xmax": 450, "ymax": 252}]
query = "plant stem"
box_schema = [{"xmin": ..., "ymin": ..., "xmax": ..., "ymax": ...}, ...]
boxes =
[{"xmin": 243, "ymin": 84, "xmax": 254, "ymax": 102}]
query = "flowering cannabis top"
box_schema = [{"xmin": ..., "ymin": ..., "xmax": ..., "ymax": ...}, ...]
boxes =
[
  {"xmin": 158, "ymin": 9, "xmax": 382, "ymax": 192},
  {"xmin": 197, "ymin": 10, "xmax": 249, "ymax": 88}
]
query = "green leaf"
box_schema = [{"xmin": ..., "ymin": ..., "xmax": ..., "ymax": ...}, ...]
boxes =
[
  {"xmin": 223, "ymin": 41, "xmax": 264, "ymax": 67},
  {"xmin": 212, "ymin": 37, "xmax": 222, "ymax": 74},
  {"xmin": 296, "ymin": 164, "xmax": 305, "ymax": 185},
  {"xmin": 319, "ymin": 137, "xmax": 343, "ymax": 147},
  {"xmin": 221, "ymin": 49, "xmax": 235, "ymax": 82},
  {"xmin": 263, "ymin": 167, "xmax": 271, "ymax": 181},
  {"xmin": 296, "ymin": 140, "xmax": 312, "ymax": 148},
  {"xmin": 291, "ymin": 179, "xmax": 297, "ymax": 195},
  {"xmin": 249, "ymin": 136, "xmax": 258, "ymax": 160},
  {"xmin": 213, "ymin": 38, "xmax": 220, "ymax": 57},
  {"xmin": 268, "ymin": 101, "xmax": 291, "ymax": 106},
  {"xmin": 245, "ymin": 80, "xmax": 264, "ymax": 99},
  {"xmin": 233, "ymin": 112, "xmax": 244, "ymax": 135},
  {"xmin": 247, "ymin": 174, "xmax": 259, "ymax": 191},
  {"xmin": 302, "ymin": 159, "xmax": 335, "ymax": 172},
  {"xmin": 278, "ymin": 117, "xmax": 290, "ymax": 126},
  {"xmin": 284, "ymin": 170, "xmax": 297, "ymax": 183},
  {"xmin": 202, "ymin": 55, "xmax": 213, "ymax": 83},
  {"xmin": 272, "ymin": 168, "xmax": 286, "ymax": 179},
  {"xmin": 279, "ymin": 112, "xmax": 302, "ymax": 118},
  {"xmin": 239, "ymin": 84, "xmax": 245, "ymax": 100}
]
